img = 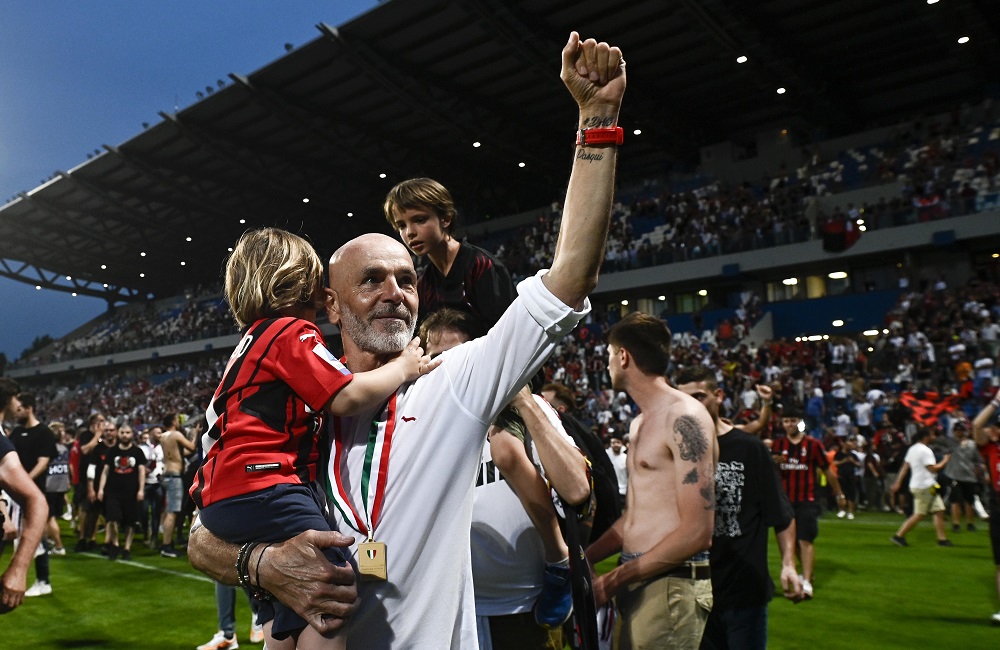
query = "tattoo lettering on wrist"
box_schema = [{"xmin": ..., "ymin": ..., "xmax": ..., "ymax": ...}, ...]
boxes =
[
  {"xmin": 674, "ymin": 415, "xmax": 709, "ymax": 463},
  {"xmin": 576, "ymin": 149, "xmax": 605, "ymax": 162},
  {"xmin": 582, "ymin": 116, "xmax": 616, "ymax": 128}
]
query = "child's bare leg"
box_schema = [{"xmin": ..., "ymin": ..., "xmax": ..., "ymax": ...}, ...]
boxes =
[
  {"xmin": 295, "ymin": 624, "xmax": 347, "ymax": 650},
  {"xmin": 489, "ymin": 427, "xmax": 568, "ymax": 563}
]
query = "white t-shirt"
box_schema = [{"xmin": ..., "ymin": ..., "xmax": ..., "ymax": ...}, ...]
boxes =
[
  {"xmin": 324, "ymin": 272, "xmax": 588, "ymax": 649},
  {"xmin": 471, "ymin": 395, "xmax": 577, "ymax": 617},
  {"xmin": 853, "ymin": 402, "xmax": 873, "ymax": 427},
  {"xmin": 904, "ymin": 442, "xmax": 937, "ymax": 489},
  {"xmin": 606, "ymin": 448, "xmax": 628, "ymax": 496}
]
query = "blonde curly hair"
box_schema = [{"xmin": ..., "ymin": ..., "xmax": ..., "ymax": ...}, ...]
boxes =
[{"xmin": 224, "ymin": 227, "xmax": 323, "ymax": 328}]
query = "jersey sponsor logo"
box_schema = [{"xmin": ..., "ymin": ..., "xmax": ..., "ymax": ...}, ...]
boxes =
[
  {"xmin": 245, "ymin": 462, "xmax": 281, "ymax": 473},
  {"xmin": 401, "ymin": 416, "xmax": 416, "ymax": 422},
  {"xmin": 311, "ymin": 343, "xmax": 350, "ymax": 375}
]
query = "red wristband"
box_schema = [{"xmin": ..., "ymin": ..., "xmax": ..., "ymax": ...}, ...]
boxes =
[{"xmin": 577, "ymin": 126, "xmax": 624, "ymax": 146}]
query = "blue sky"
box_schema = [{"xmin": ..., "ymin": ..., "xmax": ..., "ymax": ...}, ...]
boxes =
[{"xmin": 0, "ymin": 0, "xmax": 379, "ymax": 361}]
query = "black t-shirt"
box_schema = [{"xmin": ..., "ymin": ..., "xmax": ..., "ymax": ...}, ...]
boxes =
[
  {"xmin": 417, "ymin": 242, "xmax": 515, "ymax": 336},
  {"xmin": 711, "ymin": 427, "xmax": 794, "ymax": 611},
  {"xmin": 11, "ymin": 423, "xmax": 58, "ymax": 491},
  {"xmin": 0, "ymin": 434, "xmax": 15, "ymax": 461},
  {"xmin": 84, "ymin": 442, "xmax": 116, "ymax": 487},
  {"xmin": 102, "ymin": 445, "xmax": 147, "ymax": 495}
]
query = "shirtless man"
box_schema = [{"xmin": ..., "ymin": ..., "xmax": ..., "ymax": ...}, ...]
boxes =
[
  {"xmin": 586, "ymin": 312, "xmax": 717, "ymax": 650},
  {"xmin": 158, "ymin": 413, "xmax": 195, "ymax": 558}
]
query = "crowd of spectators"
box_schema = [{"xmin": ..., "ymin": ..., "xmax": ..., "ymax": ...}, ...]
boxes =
[
  {"xmin": 15, "ymin": 107, "xmax": 1000, "ymax": 371},
  {"xmin": 489, "ymin": 111, "xmax": 1000, "ymax": 279},
  {"xmin": 12, "ymin": 286, "xmax": 236, "ymax": 369}
]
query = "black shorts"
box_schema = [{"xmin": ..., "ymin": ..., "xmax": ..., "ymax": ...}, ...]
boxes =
[
  {"xmin": 104, "ymin": 492, "xmax": 140, "ymax": 527},
  {"xmin": 200, "ymin": 483, "xmax": 350, "ymax": 640},
  {"xmin": 45, "ymin": 492, "xmax": 67, "ymax": 518},
  {"xmin": 841, "ymin": 474, "xmax": 859, "ymax": 502},
  {"xmin": 793, "ymin": 501, "xmax": 821, "ymax": 543},
  {"xmin": 948, "ymin": 480, "xmax": 979, "ymax": 507}
]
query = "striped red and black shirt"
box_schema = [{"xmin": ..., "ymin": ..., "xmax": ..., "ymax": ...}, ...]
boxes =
[
  {"xmin": 417, "ymin": 242, "xmax": 515, "ymax": 336},
  {"xmin": 772, "ymin": 435, "xmax": 830, "ymax": 503},
  {"xmin": 190, "ymin": 317, "xmax": 352, "ymax": 509}
]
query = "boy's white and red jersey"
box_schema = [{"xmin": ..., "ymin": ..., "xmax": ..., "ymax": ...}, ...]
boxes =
[{"xmin": 191, "ymin": 316, "xmax": 352, "ymax": 509}]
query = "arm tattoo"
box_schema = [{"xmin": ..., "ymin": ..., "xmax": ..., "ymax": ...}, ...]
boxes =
[
  {"xmin": 673, "ymin": 415, "xmax": 709, "ymax": 463},
  {"xmin": 701, "ymin": 485, "xmax": 716, "ymax": 510},
  {"xmin": 683, "ymin": 467, "xmax": 699, "ymax": 484}
]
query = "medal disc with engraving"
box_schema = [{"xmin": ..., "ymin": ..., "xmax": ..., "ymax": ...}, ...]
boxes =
[{"xmin": 358, "ymin": 541, "xmax": 387, "ymax": 581}]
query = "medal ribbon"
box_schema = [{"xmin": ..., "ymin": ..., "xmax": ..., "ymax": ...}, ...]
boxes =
[{"xmin": 327, "ymin": 392, "xmax": 397, "ymax": 537}]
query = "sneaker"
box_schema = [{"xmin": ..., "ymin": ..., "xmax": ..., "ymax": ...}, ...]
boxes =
[
  {"xmin": 160, "ymin": 545, "xmax": 179, "ymax": 558},
  {"xmin": 249, "ymin": 623, "xmax": 264, "ymax": 644},
  {"xmin": 801, "ymin": 578, "xmax": 813, "ymax": 599},
  {"xmin": 882, "ymin": 505, "xmax": 892, "ymax": 512},
  {"xmin": 100, "ymin": 543, "xmax": 111, "ymax": 556},
  {"xmin": 24, "ymin": 581, "xmax": 53, "ymax": 597},
  {"xmin": 837, "ymin": 510, "xmax": 846, "ymax": 518},
  {"xmin": 992, "ymin": 611, "xmax": 1000, "ymax": 626},
  {"xmin": 937, "ymin": 539, "xmax": 953, "ymax": 547},
  {"xmin": 891, "ymin": 535, "xmax": 908, "ymax": 547},
  {"xmin": 74, "ymin": 539, "xmax": 89, "ymax": 553},
  {"xmin": 846, "ymin": 513, "xmax": 855, "ymax": 520},
  {"xmin": 197, "ymin": 631, "xmax": 239, "ymax": 650},
  {"xmin": 533, "ymin": 563, "xmax": 573, "ymax": 629},
  {"xmin": 50, "ymin": 547, "xmax": 66, "ymax": 556},
  {"xmin": 61, "ymin": 511, "xmax": 73, "ymax": 521},
  {"xmin": 109, "ymin": 546, "xmax": 120, "ymax": 561},
  {"xmin": 121, "ymin": 549, "xmax": 131, "ymax": 561},
  {"xmin": 967, "ymin": 524, "xmax": 976, "ymax": 532},
  {"xmin": 952, "ymin": 524, "xmax": 960, "ymax": 533}
]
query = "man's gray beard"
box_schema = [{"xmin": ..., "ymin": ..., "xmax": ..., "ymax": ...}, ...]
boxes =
[{"xmin": 339, "ymin": 303, "xmax": 415, "ymax": 356}]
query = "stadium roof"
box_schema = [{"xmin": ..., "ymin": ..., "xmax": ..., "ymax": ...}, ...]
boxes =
[{"xmin": 1, "ymin": 0, "xmax": 997, "ymax": 302}]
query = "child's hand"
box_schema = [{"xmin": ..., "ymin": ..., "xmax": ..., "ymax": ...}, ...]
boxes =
[{"xmin": 396, "ymin": 337, "xmax": 442, "ymax": 381}]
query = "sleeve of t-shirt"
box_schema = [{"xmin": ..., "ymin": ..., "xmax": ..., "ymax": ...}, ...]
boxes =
[
  {"xmin": 273, "ymin": 320, "xmax": 354, "ymax": 412},
  {"xmin": 468, "ymin": 255, "xmax": 516, "ymax": 328},
  {"xmin": 43, "ymin": 433, "xmax": 58, "ymax": 460},
  {"xmin": 0, "ymin": 434, "xmax": 14, "ymax": 461},
  {"xmin": 812, "ymin": 440, "xmax": 830, "ymax": 469},
  {"xmin": 435, "ymin": 271, "xmax": 590, "ymax": 426}
]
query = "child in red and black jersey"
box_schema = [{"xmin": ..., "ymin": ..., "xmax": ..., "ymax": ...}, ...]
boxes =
[{"xmin": 191, "ymin": 228, "xmax": 437, "ymax": 650}]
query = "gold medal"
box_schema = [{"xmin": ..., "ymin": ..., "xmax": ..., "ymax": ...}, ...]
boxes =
[{"xmin": 357, "ymin": 540, "xmax": 387, "ymax": 581}]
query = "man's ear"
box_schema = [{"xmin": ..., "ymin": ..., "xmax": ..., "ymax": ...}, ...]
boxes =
[
  {"xmin": 618, "ymin": 346, "xmax": 631, "ymax": 370},
  {"xmin": 325, "ymin": 287, "xmax": 341, "ymax": 326}
]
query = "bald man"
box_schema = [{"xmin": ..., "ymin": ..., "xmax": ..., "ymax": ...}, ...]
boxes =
[{"xmin": 190, "ymin": 31, "xmax": 626, "ymax": 648}]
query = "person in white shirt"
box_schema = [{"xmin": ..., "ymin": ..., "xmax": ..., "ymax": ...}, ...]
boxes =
[
  {"xmin": 606, "ymin": 436, "xmax": 628, "ymax": 509},
  {"xmin": 890, "ymin": 428, "xmax": 952, "ymax": 547},
  {"xmin": 188, "ymin": 31, "xmax": 626, "ymax": 648}
]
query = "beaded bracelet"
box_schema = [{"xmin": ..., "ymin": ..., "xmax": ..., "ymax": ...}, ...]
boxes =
[{"xmin": 236, "ymin": 541, "xmax": 259, "ymax": 592}]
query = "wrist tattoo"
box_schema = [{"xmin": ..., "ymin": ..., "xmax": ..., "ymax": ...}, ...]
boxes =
[
  {"xmin": 576, "ymin": 149, "xmax": 605, "ymax": 162},
  {"xmin": 582, "ymin": 116, "xmax": 616, "ymax": 128}
]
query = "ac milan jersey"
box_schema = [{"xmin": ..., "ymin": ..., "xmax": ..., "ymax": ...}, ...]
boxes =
[
  {"xmin": 981, "ymin": 441, "xmax": 1000, "ymax": 493},
  {"xmin": 417, "ymin": 242, "xmax": 515, "ymax": 335},
  {"xmin": 191, "ymin": 317, "xmax": 352, "ymax": 509},
  {"xmin": 772, "ymin": 435, "xmax": 829, "ymax": 503}
]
